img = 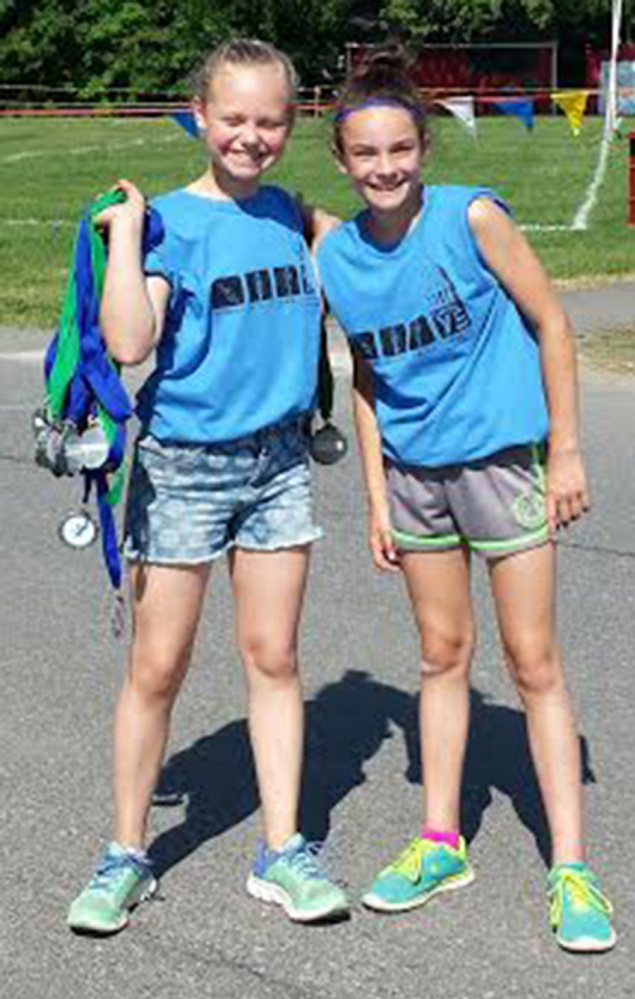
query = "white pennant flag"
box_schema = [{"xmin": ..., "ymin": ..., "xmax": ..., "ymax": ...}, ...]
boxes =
[{"xmin": 436, "ymin": 97, "xmax": 477, "ymax": 138}]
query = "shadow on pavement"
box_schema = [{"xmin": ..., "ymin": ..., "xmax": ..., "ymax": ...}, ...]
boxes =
[{"xmin": 148, "ymin": 671, "xmax": 594, "ymax": 877}]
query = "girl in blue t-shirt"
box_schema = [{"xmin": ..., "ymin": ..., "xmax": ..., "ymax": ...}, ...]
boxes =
[
  {"xmin": 316, "ymin": 49, "xmax": 615, "ymax": 952},
  {"xmin": 67, "ymin": 38, "xmax": 348, "ymax": 935}
]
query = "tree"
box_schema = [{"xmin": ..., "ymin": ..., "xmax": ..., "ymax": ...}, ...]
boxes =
[{"xmin": 0, "ymin": 0, "xmax": 629, "ymax": 93}]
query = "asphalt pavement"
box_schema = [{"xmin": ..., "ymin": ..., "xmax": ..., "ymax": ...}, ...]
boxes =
[{"xmin": 1, "ymin": 284, "xmax": 634, "ymax": 999}]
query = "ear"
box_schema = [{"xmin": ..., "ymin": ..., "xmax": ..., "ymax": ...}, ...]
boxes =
[
  {"xmin": 192, "ymin": 97, "xmax": 207, "ymax": 134},
  {"xmin": 331, "ymin": 143, "xmax": 350, "ymax": 176}
]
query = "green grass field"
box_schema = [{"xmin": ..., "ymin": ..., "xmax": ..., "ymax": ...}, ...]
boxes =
[{"xmin": 1, "ymin": 114, "xmax": 634, "ymax": 328}]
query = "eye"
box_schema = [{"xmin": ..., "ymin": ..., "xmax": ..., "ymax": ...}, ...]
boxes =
[{"xmin": 258, "ymin": 118, "xmax": 287, "ymax": 131}]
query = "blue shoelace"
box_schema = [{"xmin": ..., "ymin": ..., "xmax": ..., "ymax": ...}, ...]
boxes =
[{"xmin": 89, "ymin": 851, "xmax": 147, "ymax": 891}]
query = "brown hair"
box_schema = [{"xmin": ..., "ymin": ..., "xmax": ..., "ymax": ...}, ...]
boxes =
[
  {"xmin": 193, "ymin": 38, "xmax": 298, "ymax": 107},
  {"xmin": 333, "ymin": 47, "xmax": 428, "ymax": 153}
]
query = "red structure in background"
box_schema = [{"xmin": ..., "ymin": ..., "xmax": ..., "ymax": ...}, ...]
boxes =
[{"xmin": 346, "ymin": 42, "xmax": 558, "ymax": 111}]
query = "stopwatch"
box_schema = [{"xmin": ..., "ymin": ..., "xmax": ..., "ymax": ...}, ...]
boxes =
[{"xmin": 58, "ymin": 510, "xmax": 99, "ymax": 549}]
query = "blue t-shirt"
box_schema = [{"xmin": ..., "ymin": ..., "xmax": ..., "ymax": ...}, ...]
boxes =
[
  {"xmin": 136, "ymin": 185, "xmax": 321, "ymax": 443},
  {"xmin": 317, "ymin": 185, "xmax": 549, "ymax": 467}
]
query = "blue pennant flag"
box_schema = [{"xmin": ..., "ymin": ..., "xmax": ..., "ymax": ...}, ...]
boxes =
[
  {"xmin": 171, "ymin": 111, "xmax": 199, "ymax": 138},
  {"xmin": 491, "ymin": 98, "xmax": 535, "ymax": 131}
]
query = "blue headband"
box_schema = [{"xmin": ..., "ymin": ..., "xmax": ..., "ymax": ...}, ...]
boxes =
[{"xmin": 334, "ymin": 97, "xmax": 422, "ymax": 122}]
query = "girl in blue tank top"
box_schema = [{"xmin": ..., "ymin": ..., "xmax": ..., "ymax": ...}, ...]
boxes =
[
  {"xmin": 67, "ymin": 39, "xmax": 348, "ymax": 935},
  {"xmin": 316, "ymin": 49, "xmax": 615, "ymax": 951}
]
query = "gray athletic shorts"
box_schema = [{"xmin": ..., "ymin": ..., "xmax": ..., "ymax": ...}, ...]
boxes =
[{"xmin": 387, "ymin": 443, "xmax": 549, "ymax": 559}]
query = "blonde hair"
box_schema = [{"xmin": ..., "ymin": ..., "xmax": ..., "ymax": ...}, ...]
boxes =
[{"xmin": 193, "ymin": 37, "xmax": 298, "ymax": 107}]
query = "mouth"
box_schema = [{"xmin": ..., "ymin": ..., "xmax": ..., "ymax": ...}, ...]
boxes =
[
  {"xmin": 230, "ymin": 149, "xmax": 266, "ymax": 163},
  {"xmin": 368, "ymin": 179, "xmax": 407, "ymax": 194}
]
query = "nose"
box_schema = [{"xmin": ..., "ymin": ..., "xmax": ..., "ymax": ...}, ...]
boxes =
[
  {"xmin": 240, "ymin": 121, "xmax": 261, "ymax": 146},
  {"xmin": 375, "ymin": 152, "xmax": 396, "ymax": 178}
]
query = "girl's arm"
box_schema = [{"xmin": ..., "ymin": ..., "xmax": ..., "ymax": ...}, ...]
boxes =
[
  {"xmin": 297, "ymin": 196, "xmax": 341, "ymax": 249},
  {"xmin": 352, "ymin": 351, "xmax": 400, "ymax": 572},
  {"xmin": 97, "ymin": 179, "xmax": 170, "ymax": 365},
  {"xmin": 468, "ymin": 197, "xmax": 589, "ymax": 535}
]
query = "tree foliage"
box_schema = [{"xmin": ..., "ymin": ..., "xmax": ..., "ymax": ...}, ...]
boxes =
[
  {"xmin": 0, "ymin": 0, "xmax": 628, "ymax": 91},
  {"xmin": 370, "ymin": 0, "xmax": 620, "ymax": 43}
]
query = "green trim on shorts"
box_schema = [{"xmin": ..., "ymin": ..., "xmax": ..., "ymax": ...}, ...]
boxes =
[
  {"xmin": 393, "ymin": 524, "xmax": 549, "ymax": 554},
  {"xmin": 393, "ymin": 528, "xmax": 462, "ymax": 548},
  {"xmin": 469, "ymin": 524, "xmax": 550, "ymax": 553}
]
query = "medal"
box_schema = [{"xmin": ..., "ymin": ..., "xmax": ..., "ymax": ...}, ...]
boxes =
[
  {"xmin": 58, "ymin": 509, "xmax": 99, "ymax": 549},
  {"xmin": 309, "ymin": 422, "xmax": 348, "ymax": 465}
]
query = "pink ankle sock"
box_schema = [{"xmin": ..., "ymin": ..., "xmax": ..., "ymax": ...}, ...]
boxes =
[{"xmin": 421, "ymin": 827, "xmax": 460, "ymax": 849}]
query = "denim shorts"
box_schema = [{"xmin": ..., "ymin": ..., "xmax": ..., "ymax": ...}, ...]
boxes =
[{"xmin": 123, "ymin": 418, "xmax": 322, "ymax": 564}]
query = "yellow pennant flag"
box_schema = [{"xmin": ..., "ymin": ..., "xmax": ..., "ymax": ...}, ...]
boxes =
[{"xmin": 551, "ymin": 91, "xmax": 589, "ymax": 136}]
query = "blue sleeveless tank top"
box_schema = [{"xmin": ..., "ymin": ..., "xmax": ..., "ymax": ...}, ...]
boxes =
[
  {"xmin": 317, "ymin": 185, "xmax": 549, "ymax": 467},
  {"xmin": 136, "ymin": 185, "xmax": 321, "ymax": 443}
]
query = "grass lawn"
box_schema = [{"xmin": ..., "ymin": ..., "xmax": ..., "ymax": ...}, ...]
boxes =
[{"xmin": 1, "ymin": 113, "xmax": 634, "ymax": 329}]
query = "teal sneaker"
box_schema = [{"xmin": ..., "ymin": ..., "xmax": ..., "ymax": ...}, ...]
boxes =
[
  {"xmin": 548, "ymin": 863, "xmax": 616, "ymax": 952},
  {"xmin": 362, "ymin": 836, "xmax": 475, "ymax": 912},
  {"xmin": 246, "ymin": 833, "xmax": 349, "ymax": 923},
  {"xmin": 67, "ymin": 842, "xmax": 157, "ymax": 935}
]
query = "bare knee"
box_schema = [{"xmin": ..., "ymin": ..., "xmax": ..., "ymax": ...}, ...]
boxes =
[
  {"xmin": 505, "ymin": 637, "xmax": 563, "ymax": 700},
  {"xmin": 420, "ymin": 628, "xmax": 474, "ymax": 680},
  {"xmin": 240, "ymin": 635, "xmax": 298, "ymax": 686},
  {"xmin": 128, "ymin": 639, "xmax": 192, "ymax": 702}
]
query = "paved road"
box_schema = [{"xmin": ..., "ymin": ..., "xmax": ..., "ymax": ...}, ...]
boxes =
[
  {"xmin": 1, "ymin": 294, "xmax": 634, "ymax": 998},
  {"xmin": 560, "ymin": 280, "xmax": 635, "ymax": 335}
]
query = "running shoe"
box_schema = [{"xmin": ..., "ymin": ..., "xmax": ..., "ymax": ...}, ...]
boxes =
[
  {"xmin": 246, "ymin": 833, "xmax": 349, "ymax": 922},
  {"xmin": 362, "ymin": 836, "xmax": 475, "ymax": 912},
  {"xmin": 67, "ymin": 842, "xmax": 157, "ymax": 934},
  {"xmin": 548, "ymin": 863, "xmax": 616, "ymax": 952}
]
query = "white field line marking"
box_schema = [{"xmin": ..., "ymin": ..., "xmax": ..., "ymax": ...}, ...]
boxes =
[
  {"xmin": 520, "ymin": 130, "xmax": 614, "ymax": 233},
  {"xmin": 2, "ymin": 219, "xmax": 73, "ymax": 226},
  {"xmin": 1, "ymin": 132, "xmax": 181, "ymax": 165},
  {"xmin": 571, "ymin": 131, "xmax": 613, "ymax": 231},
  {"xmin": 5, "ymin": 129, "xmax": 612, "ymax": 234},
  {"xmin": 520, "ymin": 224, "xmax": 574, "ymax": 232}
]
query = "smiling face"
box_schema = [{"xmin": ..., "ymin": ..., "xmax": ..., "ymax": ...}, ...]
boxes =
[
  {"xmin": 194, "ymin": 62, "xmax": 293, "ymax": 197},
  {"xmin": 336, "ymin": 104, "xmax": 426, "ymax": 221}
]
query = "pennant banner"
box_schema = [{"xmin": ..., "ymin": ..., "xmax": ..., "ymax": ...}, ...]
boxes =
[
  {"xmin": 171, "ymin": 110, "xmax": 199, "ymax": 138},
  {"xmin": 489, "ymin": 98, "xmax": 535, "ymax": 131},
  {"xmin": 551, "ymin": 91, "xmax": 589, "ymax": 136},
  {"xmin": 436, "ymin": 97, "xmax": 477, "ymax": 137}
]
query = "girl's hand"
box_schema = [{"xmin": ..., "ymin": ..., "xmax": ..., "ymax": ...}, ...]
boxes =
[
  {"xmin": 368, "ymin": 505, "xmax": 401, "ymax": 572},
  {"xmin": 546, "ymin": 448, "xmax": 590, "ymax": 536},
  {"xmin": 94, "ymin": 178, "xmax": 146, "ymax": 230}
]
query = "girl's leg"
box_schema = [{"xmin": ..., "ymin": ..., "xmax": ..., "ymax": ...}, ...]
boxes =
[
  {"xmin": 230, "ymin": 546, "xmax": 309, "ymax": 851},
  {"xmin": 114, "ymin": 562, "xmax": 211, "ymax": 848},
  {"xmin": 488, "ymin": 544, "xmax": 584, "ymax": 864},
  {"xmin": 401, "ymin": 547, "xmax": 475, "ymax": 831},
  {"xmin": 362, "ymin": 547, "xmax": 475, "ymax": 912}
]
